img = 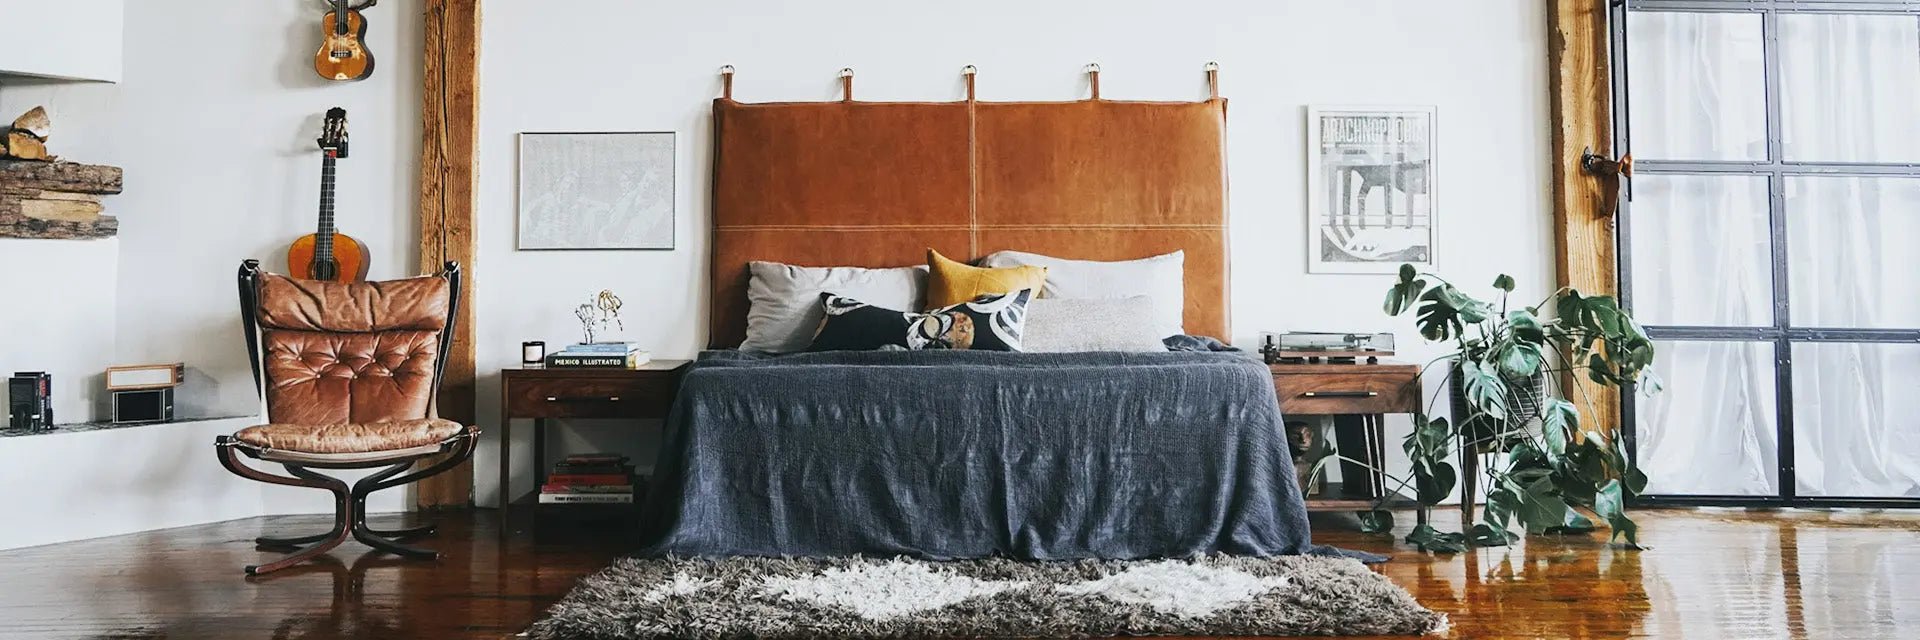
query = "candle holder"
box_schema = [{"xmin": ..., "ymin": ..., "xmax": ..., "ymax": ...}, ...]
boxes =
[{"xmin": 522, "ymin": 341, "xmax": 546, "ymax": 367}]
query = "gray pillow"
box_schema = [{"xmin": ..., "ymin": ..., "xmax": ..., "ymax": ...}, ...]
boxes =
[
  {"xmin": 980, "ymin": 250, "xmax": 1184, "ymax": 339},
  {"xmin": 742, "ymin": 261, "xmax": 926, "ymax": 353},
  {"xmin": 1022, "ymin": 297, "xmax": 1168, "ymax": 353}
]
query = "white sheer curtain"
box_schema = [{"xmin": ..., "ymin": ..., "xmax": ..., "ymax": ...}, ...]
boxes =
[{"xmin": 1628, "ymin": 12, "xmax": 1920, "ymax": 497}]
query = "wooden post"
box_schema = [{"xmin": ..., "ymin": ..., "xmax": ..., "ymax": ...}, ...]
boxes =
[
  {"xmin": 1548, "ymin": 0, "xmax": 1620, "ymax": 432},
  {"xmin": 416, "ymin": 0, "xmax": 480, "ymax": 509}
]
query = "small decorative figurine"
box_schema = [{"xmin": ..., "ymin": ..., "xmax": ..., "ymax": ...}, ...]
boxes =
[{"xmin": 573, "ymin": 289, "xmax": 626, "ymax": 344}]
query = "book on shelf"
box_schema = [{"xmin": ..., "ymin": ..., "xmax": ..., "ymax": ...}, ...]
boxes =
[
  {"xmin": 545, "ymin": 351, "xmax": 651, "ymax": 369},
  {"xmin": 552, "ymin": 451, "xmax": 633, "ymax": 470},
  {"xmin": 538, "ymin": 492, "xmax": 634, "ymax": 504},
  {"xmin": 555, "ymin": 453, "xmax": 627, "ymax": 463},
  {"xmin": 540, "ymin": 483, "xmax": 634, "ymax": 494},
  {"xmin": 563, "ymin": 342, "xmax": 645, "ymax": 354},
  {"xmin": 546, "ymin": 472, "xmax": 632, "ymax": 486}
]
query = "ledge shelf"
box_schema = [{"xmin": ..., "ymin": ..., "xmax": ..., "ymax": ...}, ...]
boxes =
[{"xmin": 0, "ymin": 415, "xmax": 253, "ymax": 440}]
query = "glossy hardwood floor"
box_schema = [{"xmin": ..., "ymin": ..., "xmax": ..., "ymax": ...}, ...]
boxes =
[{"xmin": 1, "ymin": 508, "xmax": 1917, "ymax": 639}]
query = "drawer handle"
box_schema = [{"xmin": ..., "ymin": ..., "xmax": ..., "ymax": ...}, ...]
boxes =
[
  {"xmin": 1302, "ymin": 391, "xmax": 1377, "ymax": 398},
  {"xmin": 545, "ymin": 396, "xmax": 622, "ymax": 402}
]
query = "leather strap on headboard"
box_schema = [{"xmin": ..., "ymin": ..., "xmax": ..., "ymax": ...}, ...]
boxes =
[{"xmin": 710, "ymin": 95, "xmax": 1229, "ymax": 347}]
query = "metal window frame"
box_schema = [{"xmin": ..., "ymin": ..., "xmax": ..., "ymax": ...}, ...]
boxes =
[{"xmin": 1616, "ymin": 0, "xmax": 1920, "ymax": 508}]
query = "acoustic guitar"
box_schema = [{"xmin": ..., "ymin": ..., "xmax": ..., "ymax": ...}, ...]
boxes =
[
  {"xmin": 288, "ymin": 108, "xmax": 371, "ymax": 282},
  {"xmin": 313, "ymin": 0, "xmax": 376, "ymax": 82}
]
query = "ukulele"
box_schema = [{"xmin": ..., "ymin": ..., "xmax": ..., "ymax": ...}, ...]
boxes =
[
  {"xmin": 288, "ymin": 108, "xmax": 371, "ymax": 282},
  {"xmin": 313, "ymin": 0, "xmax": 376, "ymax": 82}
]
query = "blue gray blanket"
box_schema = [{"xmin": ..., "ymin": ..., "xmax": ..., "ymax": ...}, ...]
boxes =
[{"xmin": 639, "ymin": 349, "xmax": 1355, "ymax": 560}]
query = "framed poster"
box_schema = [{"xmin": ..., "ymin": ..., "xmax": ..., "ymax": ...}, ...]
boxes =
[
  {"xmin": 1306, "ymin": 106, "xmax": 1436, "ymax": 274},
  {"xmin": 517, "ymin": 131, "xmax": 675, "ymax": 250}
]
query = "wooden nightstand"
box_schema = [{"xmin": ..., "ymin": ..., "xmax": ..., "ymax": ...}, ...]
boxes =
[
  {"xmin": 498, "ymin": 360, "xmax": 691, "ymax": 513},
  {"xmin": 1270, "ymin": 360, "xmax": 1422, "ymax": 513}
]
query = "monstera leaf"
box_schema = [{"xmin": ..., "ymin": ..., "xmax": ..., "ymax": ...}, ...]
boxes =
[
  {"xmin": 1384, "ymin": 264, "xmax": 1428, "ymax": 316},
  {"xmin": 1415, "ymin": 284, "xmax": 1491, "ymax": 341},
  {"xmin": 1457, "ymin": 360, "xmax": 1509, "ymax": 420}
]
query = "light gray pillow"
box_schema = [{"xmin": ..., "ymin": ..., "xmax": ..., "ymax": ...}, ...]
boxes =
[
  {"xmin": 980, "ymin": 250, "xmax": 1184, "ymax": 338},
  {"xmin": 742, "ymin": 261, "xmax": 926, "ymax": 353},
  {"xmin": 1022, "ymin": 297, "xmax": 1168, "ymax": 353}
]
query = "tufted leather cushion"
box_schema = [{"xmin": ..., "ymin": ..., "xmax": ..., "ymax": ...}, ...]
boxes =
[
  {"xmin": 234, "ymin": 418, "xmax": 464, "ymax": 454},
  {"xmin": 250, "ymin": 272, "xmax": 452, "ymax": 425},
  {"xmin": 256, "ymin": 273, "xmax": 450, "ymax": 333},
  {"xmin": 261, "ymin": 329, "xmax": 440, "ymax": 425}
]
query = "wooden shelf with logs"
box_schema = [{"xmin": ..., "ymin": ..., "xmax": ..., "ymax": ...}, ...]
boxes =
[{"xmin": 1, "ymin": 107, "xmax": 124, "ymax": 240}]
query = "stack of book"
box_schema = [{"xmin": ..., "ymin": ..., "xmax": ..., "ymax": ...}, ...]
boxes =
[
  {"xmin": 545, "ymin": 342, "xmax": 651, "ymax": 369},
  {"xmin": 539, "ymin": 453, "xmax": 640, "ymax": 504}
]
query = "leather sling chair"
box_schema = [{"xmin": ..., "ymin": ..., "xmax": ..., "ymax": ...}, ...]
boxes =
[{"xmin": 216, "ymin": 259, "xmax": 477, "ymax": 575}]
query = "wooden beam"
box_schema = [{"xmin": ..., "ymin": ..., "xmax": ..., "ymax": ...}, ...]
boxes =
[
  {"xmin": 1548, "ymin": 0, "xmax": 1620, "ymax": 431},
  {"xmin": 416, "ymin": 0, "xmax": 480, "ymax": 509}
]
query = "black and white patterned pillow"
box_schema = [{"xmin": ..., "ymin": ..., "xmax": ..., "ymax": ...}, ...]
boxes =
[{"xmin": 808, "ymin": 289, "xmax": 1033, "ymax": 352}]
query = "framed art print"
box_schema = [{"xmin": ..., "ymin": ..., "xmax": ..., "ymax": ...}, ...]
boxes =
[
  {"xmin": 1306, "ymin": 106, "xmax": 1436, "ymax": 274},
  {"xmin": 517, "ymin": 131, "xmax": 676, "ymax": 250}
]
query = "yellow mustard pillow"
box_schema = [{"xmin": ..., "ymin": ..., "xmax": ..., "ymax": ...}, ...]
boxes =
[{"xmin": 925, "ymin": 249, "xmax": 1048, "ymax": 309}]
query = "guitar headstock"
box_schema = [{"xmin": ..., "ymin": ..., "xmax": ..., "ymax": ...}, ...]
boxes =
[{"xmin": 318, "ymin": 107, "xmax": 349, "ymax": 158}]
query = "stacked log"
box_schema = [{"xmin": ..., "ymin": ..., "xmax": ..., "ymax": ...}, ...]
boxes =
[{"xmin": 0, "ymin": 160, "xmax": 123, "ymax": 239}]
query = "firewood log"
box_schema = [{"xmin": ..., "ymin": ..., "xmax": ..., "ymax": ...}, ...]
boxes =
[
  {"xmin": 2, "ymin": 107, "xmax": 55, "ymax": 161},
  {"xmin": 3, "ymin": 131, "xmax": 52, "ymax": 161}
]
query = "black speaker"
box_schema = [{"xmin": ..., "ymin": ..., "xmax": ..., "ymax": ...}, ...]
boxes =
[
  {"xmin": 8, "ymin": 372, "xmax": 52, "ymax": 431},
  {"xmin": 112, "ymin": 387, "xmax": 174, "ymax": 424}
]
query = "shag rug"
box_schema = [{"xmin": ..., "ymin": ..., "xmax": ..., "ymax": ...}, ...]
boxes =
[{"xmin": 525, "ymin": 555, "xmax": 1445, "ymax": 639}]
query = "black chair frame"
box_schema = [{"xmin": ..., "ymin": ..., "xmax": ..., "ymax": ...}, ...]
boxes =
[{"xmin": 215, "ymin": 259, "xmax": 474, "ymax": 576}]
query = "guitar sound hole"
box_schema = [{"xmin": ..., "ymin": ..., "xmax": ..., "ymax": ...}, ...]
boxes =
[{"xmin": 313, "ymin": 260, "xmax": 338, "ymax": 280}]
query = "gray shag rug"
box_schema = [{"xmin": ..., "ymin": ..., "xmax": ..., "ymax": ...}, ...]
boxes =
[{"xmin": 525, "ymin": 555, "xmax": 1445, "ymax": 639}]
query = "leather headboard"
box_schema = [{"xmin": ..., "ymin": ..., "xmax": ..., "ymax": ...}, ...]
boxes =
[{"xmin": 710, "ymin": 96, "xmax": 1229, "ymax": 348}]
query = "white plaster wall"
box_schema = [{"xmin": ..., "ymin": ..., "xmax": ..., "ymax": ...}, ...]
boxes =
[
  {"xmin": 474, "ymin": 0, "xmax": 1555, "ymax": 507},
  {"xmin": 0, "ymin": 0, "xmax": 418, "ymax": 545},
  {"xmin": 0, "ymin": 0, "xmax": 422, "ymax": 422},
  {"xmin": 0, "ymin": 0, "xmax": 124, "ymax": 82},
  {"xmin": 0, "ymin": 238, "xmax": 119, "ymax": 423}
]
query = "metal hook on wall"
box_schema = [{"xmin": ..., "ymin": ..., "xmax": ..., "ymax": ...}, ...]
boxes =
[
  {"xmin": 1086, "ymin": 62, "xmax": 1102, "ymax": 100},
  {"xmin": 962, "ymin": 65, "xmax": 978, "ymax": 101},
  {"xmin": 839, "ymin": 67, "xmax": 855, "ymax": 101},
  {"xmin": 719, "ymin": 64, "xmax": 736, "ymax": 99}
]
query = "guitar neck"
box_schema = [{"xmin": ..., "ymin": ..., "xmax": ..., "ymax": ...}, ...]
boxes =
[{"xmin": 316, "ymin": 152, "xmax": 337, "ymax": 258}]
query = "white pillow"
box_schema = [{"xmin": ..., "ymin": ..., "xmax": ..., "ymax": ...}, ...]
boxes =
[
  {"xmin": 1023, "ymin": 297, "xmax": 1168, "ymax": 353},
  {"xmin": 980, "ymin": 250, "xmax": 1184, "ymax": 338},
  {"xmin": 742, "ymin": 261, "xmax": 926, "ymax": 353}
]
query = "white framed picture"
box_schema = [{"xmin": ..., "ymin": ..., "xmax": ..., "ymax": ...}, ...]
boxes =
[
  {"xmin": 1306, "ymin": 106, "xmax": 1436, "ymax": 274},
  {"xmin": 517, "ymin": 131, "xmax": 675, "ymax": 250}
]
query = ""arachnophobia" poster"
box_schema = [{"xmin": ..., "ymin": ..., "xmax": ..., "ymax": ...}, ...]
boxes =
[{"xmin": 1307, "ymin": 106, "xmax": 1437, "ymax": 274}]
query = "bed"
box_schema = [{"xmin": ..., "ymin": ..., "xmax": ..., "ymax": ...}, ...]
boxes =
[{"xmin": 639, "ymin": 85, "xmax": 1342, "ymax": 559}]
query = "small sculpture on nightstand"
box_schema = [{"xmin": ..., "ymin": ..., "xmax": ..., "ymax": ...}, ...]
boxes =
[
  {"xmin": 1285, "ymin": 420, "xmax": 1322, "ymax": 496},
  {"xmin": 574, "ymin": 289, "xmax": 626, "ymax": 344}
]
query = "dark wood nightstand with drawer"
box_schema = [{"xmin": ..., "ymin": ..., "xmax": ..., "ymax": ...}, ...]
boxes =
[
  {"xmin": 1270, "ymin": 360, "xmax": 1422, "ymax": 513},
  {"xmin": 498, "ymin": 361, "xmax": 690, "ymax": 513}
]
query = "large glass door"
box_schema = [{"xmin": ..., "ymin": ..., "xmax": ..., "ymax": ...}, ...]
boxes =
[{"xmin": 1617, "ymin": 1, "xmax": 1920, "ymax": 506}]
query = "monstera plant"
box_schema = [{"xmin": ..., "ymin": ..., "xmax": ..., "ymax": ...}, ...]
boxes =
[{"xmin": 1369, "ymin": 264, "xmax": 1659, "ymax": 553}]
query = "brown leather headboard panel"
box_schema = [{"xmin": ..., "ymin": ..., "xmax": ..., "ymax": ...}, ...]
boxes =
[{"xmin": 710, "ymin": 96, "xmax": 1229, "ymax": 347}]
